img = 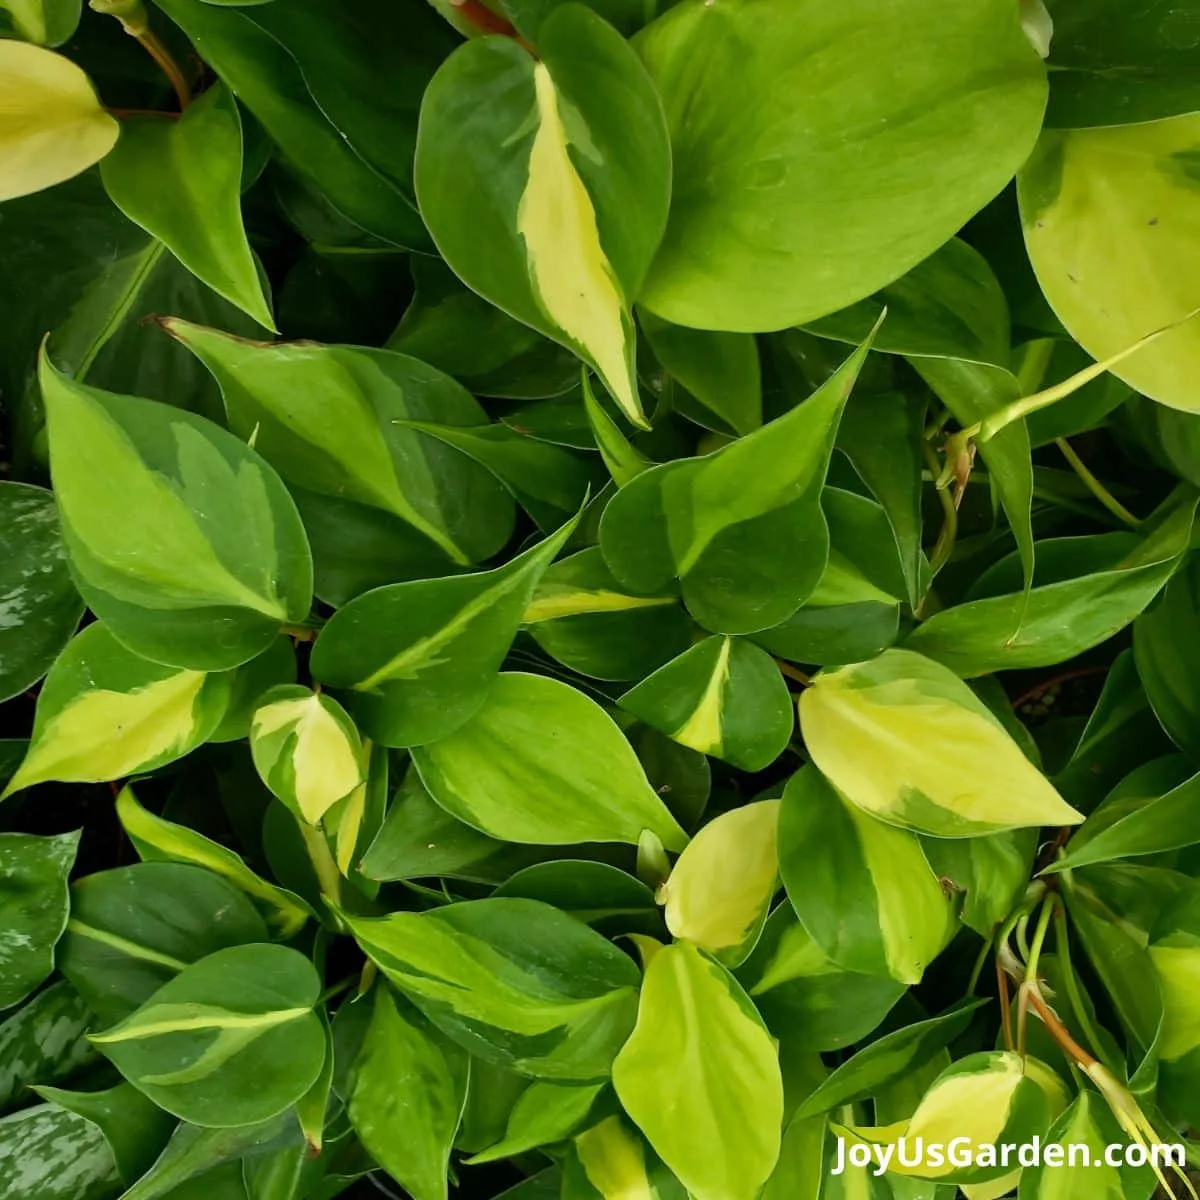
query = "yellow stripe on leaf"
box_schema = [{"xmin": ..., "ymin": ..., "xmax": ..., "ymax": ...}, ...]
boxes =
[{"xmin": 518, "ymin": 64, "xmax": 646, "ymax": 429}]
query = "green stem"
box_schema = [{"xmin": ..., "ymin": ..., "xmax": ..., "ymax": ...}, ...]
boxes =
[
  {"xmin": 300, "ymin": 822, "xmax": 343, "ymax": 910},
  {"xmin": 1055, "ymin": 438, "xmax": 1140, "ymax": 528},
  {"xmin": 1053, "ymin": 900, "xmax": 1118, "ymax": 1074},
  {"xmin": 922, "ymin": 441, "xmax": 958, "ymax": 578}
]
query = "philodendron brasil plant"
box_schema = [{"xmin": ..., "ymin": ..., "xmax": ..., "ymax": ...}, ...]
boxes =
[{"xmin": 6, "ymin": 0, "xmax": 1200, "ymax": 1198}]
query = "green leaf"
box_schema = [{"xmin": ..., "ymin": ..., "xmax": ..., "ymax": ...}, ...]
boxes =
[
  {"xmin": 736, "ymin": 904, "xmax": 905, "ymax": 1051},
  {"xmin": 410, "ymin": 673, "xmax": 688, "ymax": 850},
  {"xmin": 1134, "ymin": 554, "xmax": 1200, "ymax": 758},
  {"xmin": 581, "ymin": 370, "xmax": 650, "ymax": 487},
  {"xmin": 494, "ymin": 861, "xmax": 660, "ymax": 938},
  {"xmin": 1050, "ymin": 772, "xmax": 1200, "ymax": 873},
  {"xmin": 658, "ymin": 799, "xmax": 779, "ymax": 966},
  {"xmin": 346, "ymin": 985, "xmax": 469, "ymax": 1200},
  {"xmin": 0, "ymin": 982, "xmax": 99, "ymax": 1111},
  {"xmin": 778, "ymin": 766, "xmax": 954, "ymax": 986},
  {"xmin": 524, "ymin": 546, "xmax": 691, "ymax": 682},
  {"xmin": 40, "ymin": 356, "xmax": 313, "ymax": 671},
  {"xmin": 210, "ymin": 635, "xmax": 296, "ymax": 743},
  {"xmin": 346, "ymin": 898, "xmax": 640, "ymax": 1081},
  {"xmin": 468, "ymin": 1080, "xmax": 605, "ymax": 1164},
  {"xmin": 0, "ymin": 830, "xmax": 79, "ymax": 1011},
  {"xmin": 154, "ymin": 0, "xmax": 430, "ymax": 248},
  {"xmin": 796, "ymin": 999, "xmax": 988, "ymax": 1118},
  {"xmin": 2, "ymin": 623, "xmax": 231, "ymax": 799},
  {"xmin": 922, "ymin": 829, "xmax": 1037, "ymax": 937},
  {"xmin": 166, "ymin": 320, "xmax": 515, "ymax": 573},
  {"xmin": 0, "ymin": 41, "xmax": 118, "ymax": 203},
  {"xmin": 0, "ymin": 0, "xmax": 80, "ymax": 45},
  {"xmin": 1149, "ymin": 884, "xmax": 1200, "ymax": 1121},
  {"xmin": 799, "ymin": 649, "xmax": 1082, "ymax": 837},
  {"xmin": 90, "ymin": 942, "xmax": 325, "ymax": 1127},
  {"xmin": 905, "ymin": 495, "xmax": 1198, "ymax": 675},
  {"xmin": 640, "ymin": 311, "xmax": 762, "ymax": 436},
  {"xmin": 0, "ymin": 482, "xmax": 82, "ymax": 704},
  {"xmin": 390, "ymin": 257, "xmax": 579, "ymax": 400},
  {"xmin": 415, "ymin": 3, "xmax": 671, "ymax": 428},
  {"xmin": 1043, "ymin": 0, "xmax": 1200, "ymax": 129},
  {"xmin": 397, "ymin": 420, "xmax": 601, "ymax": 533},
  {"xmin": 250, "ymin": 685, "xmax": 364, "ymax": 826},
  {"xmin": 620, "ymin": 636, "xmax": 793, "ymax": 772},
  {"xmin": 1020, "ymin": 116, "xmax": 1200, "ymax": 414},
  {"xmin": 612, "ymin": 940, "xmax": 783, "ymax": 1200},
  {"xmin": 59, "ymin": 861, "xmax": 269, "ymax": 1026},
  {"xmin": 359, "ymin": 763, "xmax": 548, "ymax": 885},
  {"xmin": 0, "ymin": 1101, "xmax": 119, "ymax": 1200},
  {"xmin": 100, "ymin": 84, "xmax": 273, "ymax": 329},
  {"xmin": 635, "ymin": 0, "xmax": 1046, "ymax": 331},
  {"xmin": 310, "ymin": 522, "xmax": 575, "ymax": 748},
  {"xmin": 116, "ymin": 784, "xmax": 312, "ymax": 939},
  {"xmin": 599, "ymin": 333, "xmax": 874, "ymax": 634},
  {"xmin": 35, "ymin": 1080, "xmax": 176, "ymax": 1185}
]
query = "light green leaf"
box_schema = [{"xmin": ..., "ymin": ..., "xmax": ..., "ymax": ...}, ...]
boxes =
[
  {"xmin": 311, "ymin": 521, "xmax": 575, "ymax": 747},
  {"xmin": 411, "ymin": 672, "xmax": 688, "ymax": 850},
  {"xmin": 90, "ymin": 942, "xmax": 324, "ymax": 1127},
  {"xmin": 0, "ymin": 830, "xmax": 78, "ymax": 1011},
  {"xmin": 100, "ymin": 84, "xmax": 273, "ymax": 329},
  {"xmin": 3, "ymin": 623, "xmax": 230, "ymax": 799},
  {"xmin": 346, "ymin": 898, "xmax": 640, "ymax": 1081},
  {"xmin": 905, "ymin": 495, "xmax": 1198, "ymax": 675},
  {"xmin": 116, "ymin": 784, "xmax": 312, "ymax": 938},
  {"xmin": 59, "ymin": 861, "xmax": 268, "ymax": 1026},
  {"xmin": 40, "ymin": 355, "xmax": 313, "ymax": 670},
  {"xmin": 250, "ymin": 685, "xmax": 363, "ymax": 826},
  {"xmin": 524, "ymin": 546, "xmax": 691, "ymax": 682},
  {"xmin": 620, "ymin": 636, "xmax": 792, "ymax": 772},
  {"xmin": 599, "ymin": 333, "xmax": 874, "ymax": 634},
  {"xmin": 778, "ymin": 767, "xmax": 954, "ymax": 985},
  {"xmin": 612, "ymin": 940, "xmax": 783, "ymax": 1200},
  {"xmin": 635, "ymin": 0, "xmax": 1046, "ymax": 331},
  {"xmin": 347, "ymin": 985, "xmax": 469, "ymax": 1200},
  {"xmin": 1020, "ymin": 115, "xmax": 1200, "ymax": 414},
  {"xmin": 659, "ymin": 799, "xmax": 779, "ymax": 966},
  {"xmin": 468, "ymin": 1080, "xmax": 604, "ymax": 1164},
  {"xmin": 415, "ymin": 4, "xmax": 671, "ymax": 427},
  {"xmin": 563, "ymin": 1114, "xmax": 687, "ymax": 1200},
  {"xmin": 0, "ymin": 41, "xmax": 118, "ymax": 202},
  {"xmin": 800, "ymin": 649, "xmax": 1081, "ymax": 837},
  {"xmin": 736, "ymin": 904, "xmax": 906, "ymax": 1052},
  {"xmin": 0, "ymin": 482, "xmax": 82, "ymax": 704},
  {"xmin": 581, "ymin": 370, "xmax": 651, "ymax": 487}
]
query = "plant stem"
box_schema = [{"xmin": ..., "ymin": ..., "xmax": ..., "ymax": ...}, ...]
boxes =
[
  {"xmin": 300, "ymin": 822, "xmax": 343, "ymax": 910},
  {"xmin": 775, "ymin": 660, "xmax": 812, "ymax": 686},
  {"xmin": 137, "ymin": 28, "xmax": 193, "ymax": 110},
  {"xmin": 448, "ymin": 0, "xmax": 533, "ymax": 50},
  {"xmin": 1052, "ymin": 900, "xmax": 1115, "ymax": 1070},
  {"xmin": 1055, "ymin": 437, "xmax": 1140, "ymax": 528},
  {"xmin": 922, "ymin": 441, "xmax": 958, "ymax": 577}
]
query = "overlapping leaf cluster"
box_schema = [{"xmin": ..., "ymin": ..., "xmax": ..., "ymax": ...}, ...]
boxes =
[{"xmin": 3, "ymin": 2, "xmax": 1200, "ymax": 1199}]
